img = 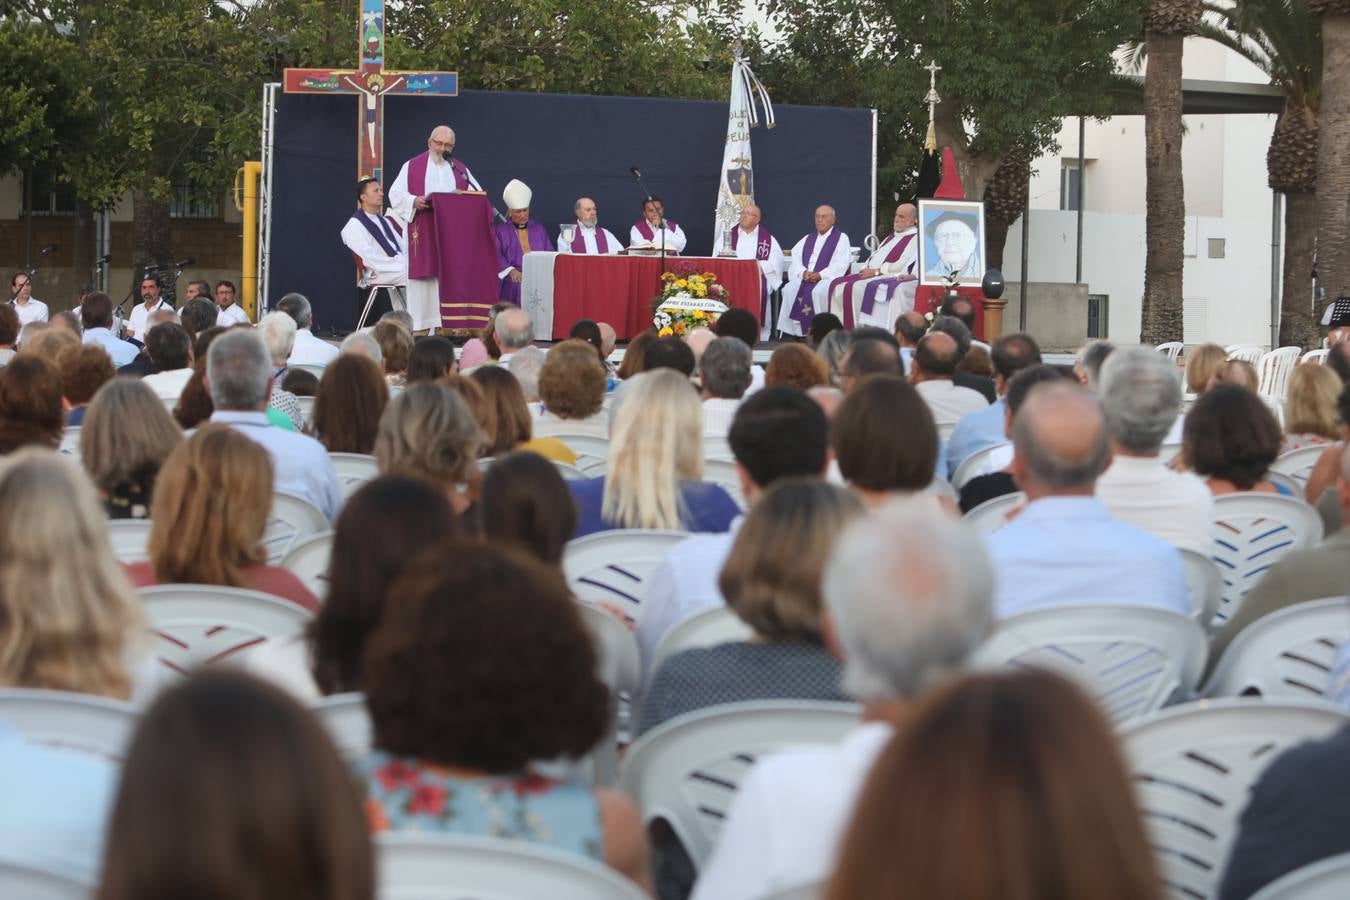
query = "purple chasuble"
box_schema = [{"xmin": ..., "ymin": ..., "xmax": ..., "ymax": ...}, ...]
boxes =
[
  {"xmin": 634, "ymin": 218, "xmax": 679, "ymax": 242},
  {"xmin": 405, "ymin": 152, "xmax": 470, "ymax": 282},
  {"xmin": 570, "ymin": 223, "xmax": 609, "ymax": 254},
  {"xmin": 493, "ymin": 219, "xmax": 551, "ymax": 305},
  {"xmin": 790, "ymin": 228, "xmax": 843, "ymax": 330}
]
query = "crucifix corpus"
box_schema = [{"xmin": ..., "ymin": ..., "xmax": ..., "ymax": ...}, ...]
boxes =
[{"xmin": 283, "ymin": 0, "xmax": 458, "ymax": 182}]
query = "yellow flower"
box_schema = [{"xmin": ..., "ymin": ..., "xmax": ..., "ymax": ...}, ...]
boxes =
[
  {"xmin": 673, "ymin": 320, "xmax": 688, "ymax": 335},
  {"xmin": 658, "ymin": 326, "xmax": 674, "ymax": 337},
  {"xmin": 661, "ymin": 272, "xmax": 676, "ymax": 282},
  {"xmin": 694, "ymin": 286, "xmax": 708, "ymax": 298},
  {"xmin": 702, "ymin": 272, "xmax": 717, "ymax": 280},
  {"xmin": 692, "ymin": 309, "xmax": 706, "ymax": 320},
  {"xmin": 675, "ymin": 279, "xmax": 688, "ymax": 288}
]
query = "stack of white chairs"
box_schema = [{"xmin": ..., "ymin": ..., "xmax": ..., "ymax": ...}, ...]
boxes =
[
  {"xmin": 1301, "ymin": 348, "xmax": 1330, "ymax": 366},
  {"xmin": 618, "ymin": 701, "xmax": 860, "ymax": 870},
  {"xmin": 1122, "ymin": 699, "xmax": 1350, "ymax": 900},
  {"xmin": 1204, "ymin": 597, "xmax": 1350, "ymax": 700},
  {"xmin": 138, "ymin": 584, "xmax": 314, "ymax": 676},
  {"xmin": 972, "ymin": 605, "xmax": 1206, "ymax": 725},
  {"xmin": 1257, "ymin": 347, "xmax": 1303, "ymax": 399},
  {"xmin": 562, "ymin": 530, "xmax": 689, "ymax": 625},
  {"xmin": 1211, "ymin": 493, "xmax": 1324, "ymax": 627},
  {"xmin": 328, "ymin": 452, "xmax": 380, "ymax": 500},
  {"xmin": 262, "ymin": 492, "xmax": 330, "ymax": 564},
  {"xmin": 279, "ymin": 531, "xmax": 334, "ymax": 599},
  {"xmin": 1156, "ymin": 341, "xmax": 1185, "ymax": 363},
  {"xmin": 377, "ymin": 833, "xmax": 649, "ymax": 900},
  {"xmin": 1226, "ymin": 344, "xmax": 1266, "ymax": 366},
  {"xmin": 533, "ymin": 421, "xmax": 610, "ymax": 476}
]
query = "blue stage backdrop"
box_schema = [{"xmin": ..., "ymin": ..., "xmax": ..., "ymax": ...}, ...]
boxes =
[{"xmin": 270, "ymin": 89, "xmax": 874, "ymax": 332}]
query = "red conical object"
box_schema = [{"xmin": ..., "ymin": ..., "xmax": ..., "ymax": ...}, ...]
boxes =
[{"xmin": 934, "ymin": 147, "xmax": 965, "ymax": 199}]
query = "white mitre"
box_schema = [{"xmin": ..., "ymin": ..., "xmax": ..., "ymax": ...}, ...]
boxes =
[{"xmin": 503, "ymin": 179, "xmax": 532, "ymax": 210}]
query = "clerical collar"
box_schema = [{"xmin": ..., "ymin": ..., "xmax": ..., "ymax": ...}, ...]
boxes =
[{"xmin": 514, "ymin": 222, "xmax": 527, "ymax": 230}]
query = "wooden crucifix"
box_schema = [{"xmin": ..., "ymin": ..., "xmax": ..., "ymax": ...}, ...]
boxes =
[{"xmin": 283, "ymin": 0, "xmax": 458, "ymax": 183}]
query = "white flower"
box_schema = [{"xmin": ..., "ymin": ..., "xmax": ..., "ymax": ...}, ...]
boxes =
[{"xmin": 654, "ymin": 311, "xmax": 673, "ymax": 329}]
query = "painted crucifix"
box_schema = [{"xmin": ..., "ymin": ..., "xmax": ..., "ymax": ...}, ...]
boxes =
[{"xmin": 282, "ymin": 0, "xmax": 458, "ymax": 183}]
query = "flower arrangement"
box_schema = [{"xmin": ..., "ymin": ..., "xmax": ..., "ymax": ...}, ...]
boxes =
[{"xmin": 653, "ymin": 263, "xmax": 730, "ymax": 337}]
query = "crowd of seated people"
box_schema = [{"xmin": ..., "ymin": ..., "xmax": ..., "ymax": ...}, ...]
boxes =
[{"xmin": 9, "ymin": 283, "xmax": 1350, "ymax": 900}]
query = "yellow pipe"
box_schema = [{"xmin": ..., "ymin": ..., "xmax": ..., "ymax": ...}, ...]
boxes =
[{"xmin": 240, "ymin": 161, "xmax": 262, "ymax": 320}]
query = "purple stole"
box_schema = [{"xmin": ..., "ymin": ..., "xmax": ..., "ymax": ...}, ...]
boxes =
[
  {"xmin": 836, "ymin": 231, "xmax": 918, "ymax": 329},
  {"xmin": 570, "ymin": 223, "xmax": 609, "ymax": 254},
  {"xmin": 733, "ymin": 225, "xmax": 775, "ymax": 319},
  {"xmin": 405, "ymin": 153, "xmax": 469, "ymax": 281},
  {"xmin": 634, "ymin": 218, "xmax": 679, "ymax": 242},
  {"xmin": 406, "ymin": 151, "xmax": 470, "ymax": 195},
  {"xmin": 352, "ymin": 211, "xmax": 403, "ymax": 258},
  {"xmin": 790, "ymin": 228, "xmax": 843, "ymax": 330}
]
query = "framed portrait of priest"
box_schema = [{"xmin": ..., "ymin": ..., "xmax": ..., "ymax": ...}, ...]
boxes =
[{"xmin": 917, "ymin": 199, "xmax": 987, "ymax": 287}]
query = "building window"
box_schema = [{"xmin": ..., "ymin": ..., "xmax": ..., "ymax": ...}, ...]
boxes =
[
  {"xmin": 1208, "ymin": 238, "xmax": 1226, "ymax": 259},
  {"xmin": 1059, "ymin": 161, "xmax": 1081, "ymax": 212},
  {"xmin": 170, "ymin": 181, "xmax": 220, "ymax": 219},
  {"xmin": 22, "ymin": 170, "xmax": 77, "ymax": 216}
]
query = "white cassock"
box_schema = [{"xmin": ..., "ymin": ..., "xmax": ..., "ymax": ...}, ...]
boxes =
[
  {"xmin": 628, "ymin": 221, "xmax": 688, "ymax": 253},
  {"xmin": 388, "ymin": 156, "xmax": 476, "ymax": 331},
  {"xmin": 732, "ymin": 225, "xmax": 785, "ymax": 339},
  {"xmin": 557, "ymin": 223, "xmax": 623, "ymax": 255},
  {"xmin": 776, "ymin": 228, "xmax": 852, "ymax": 337},
  {"xmin": 340, "ymin": 213, "xmax": 409, "ymax": 288},
  {"xmin": 830, "ymin": 226, "xmax": 919, "ymax": 331}
]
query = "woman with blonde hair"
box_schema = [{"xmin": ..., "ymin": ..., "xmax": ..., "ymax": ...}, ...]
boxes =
[
  {"xmin": 125, "ymin": 425, "xmax": 319, "ymax": 611},
  {"xmin": 80, "ymin": 377, "xmax": 182, "ymax": 519},
  {"xmin": 0, "ymin": 449, "xmax": 144, "ymax": 699},
  {"xmin": 569, "ymin": 369, "xmax": 739, "ymax": 537},
  {"xmin": 374, "ymin": 381, "xmax": 482, "ymax": 519},
  {"xmin": 1185, "ymin": 342, "xmax": 1227, "ymax": 394},
  {"xmin": 1282, "ymin": 363, "xmax": 1342, "ymax": 453}
]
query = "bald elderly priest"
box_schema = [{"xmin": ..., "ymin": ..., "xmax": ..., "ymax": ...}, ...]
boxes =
[
  {"xmin": 730, "ymin": 204, "xmax": 785, "ymax": 339},
  {"xmin": 558, "ymin": 197, "xmax": 623, "ymax": 254},
  {"xmin": 829, "ymin": 203, "xmax": 919, "ymax": 331},
  {"xmin": 777, "ymin": 205, "xmax": 851, "ymax": 338},
  {"xmin": 493, "ymin": 179, "xmax": 551, "ymax": 306}
]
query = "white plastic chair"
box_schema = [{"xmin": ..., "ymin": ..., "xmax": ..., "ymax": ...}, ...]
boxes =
[
  {"xmin": 1301, "ymin": 348, "xmax": 1331, "ymax": 366},
  {"xmin": 1226, "ymin": 344, "xmax": 1266, "ymax": 365},
  {"xmin": 1271, "ymin": 446, "xmax": 1330, "ymax": 493},
  {"xmin": 533, "ymin": 422, "xmax": 610, "ymax": 476},
  {"xmin": 961, "ymin": 491, "xmax": 1026, "ymax": 535},
  {"xmin": 0, "ymin": 687, "xmax": 140, "ymax": 761},
  {"xmin": 1122, "ymin": 699, "xmax": 1350, "ymax": 900},
  {"xmin": 649, "ymin": 607, "xmax": 754, "ymax": 676},
  {"xmin": 552, "ymin": 459, "xmax": 588, "ymax": 480},
  {"xmin": 1258, "ymin": 347, "xmax": 1303, "ymax": 398},
  {"xmin": 925, "ymin": 477, "xmax": 957, "ymax": 501},
  {"xmin": 1179, "ymin": 548, "xmax": 1223, "ymax": 629},
  {"xmin": 973, "ymin": 605, "xmax": 1206, "ymax": 724},
  {"xmin": 0, "ymin": 862, "xmax": 91, "ymax": 900},
  {"xmin": 58, "ymin": 426, "xmax": 80, "ymax": 456},
  {"xmin": 138, "ymin": 584, "xmax": 314, "ymax": 675},
  {"xmin": 105, "ymin": 518, "xmax": 154, "ymax": 565},
  {"xmin": 576, "ymin": 603, "xmax": 642, "ymax": 785},
  {"xmin": 563, "ymin": 530, "xmax": 690, "ymax": 624},
  {"xmin": 263, "ymin": 492, "xmax": 330, "ymax": 564},
  {"xmin": 377, "ymin": 832, "xmax": 649, "ymax": 900},
  {"xmin": 952, "ymin": 441, "xmax": 1011, "ymax": 489},
  {"xmin": 936, "ymin": 421, "xmax": 958, "ymax": 442},
  {"xmin": 618, "ymin": 700, "xmax": 861, "ymax": 869},
  {"xmin": 310, "ymin": 692, "xmax": 372, "ymax": 761},
  {"xmin": 279, "ymin": 531, "xmax": 333, "ymax": 599},
  {"xmin": 1156, "ymin": 341, "xmax": 1184, "ymax": 362},
  {"xmin": 295, "ymin": 394, "xmax": 315, "ymax": 428},
  {"xmin": 289, "ymin": 363, "xmax": 326, "ymax": 380},
  {"xmin": 1267, "ymin": 470, "xmax": 1302, "ymax": 497},
  {"xmin": 1204, "ymin": 598, "xmax": 1350, "ymax": 700},
  {"xmin": 1211, "ymin": 493, "xmax": 1324, "ymax": 626},
  {"xmin": 1250, "ymin": 852, "xmax": 1350, "ymax": 900},
  {"xmin": 703, "ymin": 435, "xmax": 735, "ymax": 462},
  {"xmin": 756, "ymin": 883, "xmax": 825, "ymax": 900},
  {"xmin": 327, "ymin": 452, "xmax": 380, "ymax": 500},
  {"xmin": 702, "ymin": 458, "xmax": 747, "ymax": 510}
]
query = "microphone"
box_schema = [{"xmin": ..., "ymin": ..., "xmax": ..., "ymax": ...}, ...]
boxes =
[
  {"xmin": 39, "ymin": 244, "xmax": 57, "ymax": 255},
  {"xmin": 96, "ymin": 254, "xmax": 111, "ymax": 265},
  {"xmin": 175, "ymin": 257, "xmax": 195, "ymax": 268},
  {"xmin": 442, "ymin": 150, "xmax": 453, "ymax": 162},
  {"xmin": 630, "ymin": 166, "xmax": 641, "ymax": 178}
]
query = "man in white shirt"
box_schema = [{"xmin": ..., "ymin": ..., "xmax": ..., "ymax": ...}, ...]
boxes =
[
  {"xmin": 204, "ymin": 328, "xmax": 342, "ymax": 521},
  {"xmin": 558, "ymin": 197, "xmax": 623, "ymax": 254},
  {"xmin": 628, "ymin": 196, "xmax": 687, "ymax": 253},
  {"xmin": 699, "ymin": 337, "xmax": 751, "ymax": 437},
  {"xmin": 987, "ymin": 381, "xmax": 1190, "ymax": 618},
  {"xmin": 213, "ymin": 279, "xmax": 252, "ymax": 327},
  {"xmin": 341, "ymin": 176, "xmax": 407, "ymax": 326},
  {"xmin": 778, "ymin": 205, "xmax": 852, "ymax": 338},
  {"xmin": 277, "ymin": 292, "xmax": 338, "ymax": 367},
  {"xmin": 139, "ymin": 322, "xmax": 195, "ymax": 401},
  {"xmin": 1095, "ymin": 346, "xmax": 1215, "ymax": 555},
  {"xmin": 126, "ymin": 274, "xmax": 172, "ymax": 342},
  {"xmin": 692, "ymin": 500, "xmax": 995, "ymax": 900},
  {"xmin": 79, "ymin": 291, "xmax": 139, "ymax": 366},
  {"xmin": 9, "ymin": 272, "xmax": 49, "ymax": 327},
  {"xmin": 636, "ymin": 387, "xmax": 830, "ymax": 671},
  {"xmin": 909, "ymin": 331, "xmax": 988, "ymax": 424}
]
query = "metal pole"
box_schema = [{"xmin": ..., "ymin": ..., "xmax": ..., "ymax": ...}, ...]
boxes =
[
  {"xmin": 1270, "ymin": 191, "xmax": 1282, "ymax": 348},
  {"xmin": 869, "ymin": 108, "xmax": 878, "ymax": 237},
  {"xmin": 1019, "ymin": 173, "xmax": 1030, "ymax": 331},
  {"xmin": 1075, "ymin": 116, "xmax": 1085, "ymax": 284}
]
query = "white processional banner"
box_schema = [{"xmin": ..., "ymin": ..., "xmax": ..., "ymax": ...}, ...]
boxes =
[{"xmin": 713, "ymin": 55, "xmax": 775, "ymax": 249}]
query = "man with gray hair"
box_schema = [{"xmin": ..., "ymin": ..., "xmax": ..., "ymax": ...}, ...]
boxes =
[
  {"xmin": 1095, "ymin": 345, "xmax": 1214, "ymax": 555},
  {"xmin": 692, "ymin": 500, "xmax": 995, "ymax": 900},
  {"xmin": 494, "ymin": 307, "xmax": 533, "ymax": 364},
  {"xmin": 699, "ymin": 337, "xmax": 751, "ymax": 437},
  {"xmin": 339, "ymin": 330, "xmax": 383, "ymax": 366},
  {"xmin": 205, "ymin": 329, "xmax": 341, "ymax": 521},
  {"xmin": 276, "ymin": 292, "xmax": 338, "ymax": 367},
  {"xmin": 987, "ymin": 380, "xmax": 1188, "ymax": 618}
]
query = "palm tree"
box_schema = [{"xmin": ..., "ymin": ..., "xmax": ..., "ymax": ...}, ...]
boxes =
[
  {"xmin": 1197, "ymin": 0, "xmax": 1321, "ymax": 348},
  {"xmin": 1140, "ymin": 0, "xmax": 1201, "ymax": 345},
  {"xmin": 1308, "ymin": 0, "xmax": 1350, "ymax": 310}
]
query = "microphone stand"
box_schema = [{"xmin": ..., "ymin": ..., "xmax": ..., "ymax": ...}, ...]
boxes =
[
  {"xmin": 446, "ymin": 152, "xmax": 506, "ymax": 224},
  {"xmin": 630, "ymin": 169, "xmax": 666, "ymax": 299}
]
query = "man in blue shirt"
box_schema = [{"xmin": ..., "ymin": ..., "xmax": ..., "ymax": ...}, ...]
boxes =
[
  {"xmin": 78, "ymin": 291, "xmax": 138, "ymax": 367},
  {"xmin": 944, "ymin": 332, "xmax": 1041, "ymax": 478},
  {"xmin": 986, "ymin": 380, "xmax": 1189, "ymax": 618}
]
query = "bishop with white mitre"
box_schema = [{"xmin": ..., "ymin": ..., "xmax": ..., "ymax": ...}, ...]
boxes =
[
  {"xmin": 829, "ymin": 202, "xmax": 919, "ymax": 331},
  {"xmin": 558, "ymin": 197, "xmax": 623, "ymax": 254},
  {"xmin": 387, "ymin": 124, "xmax": 482, "ymax": 332},
  {"xmin": 729, "ymin": 204, "xmax": 784, "ymax": 337},
  {"xmin": 777, "ymin": 205, "xmax": 851, "ymax": 337}
]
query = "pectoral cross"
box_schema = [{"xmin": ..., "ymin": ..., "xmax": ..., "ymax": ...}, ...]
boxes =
[{"xmin": 283, "ymin": 0, "xmax": 459, "ymax": 182}]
